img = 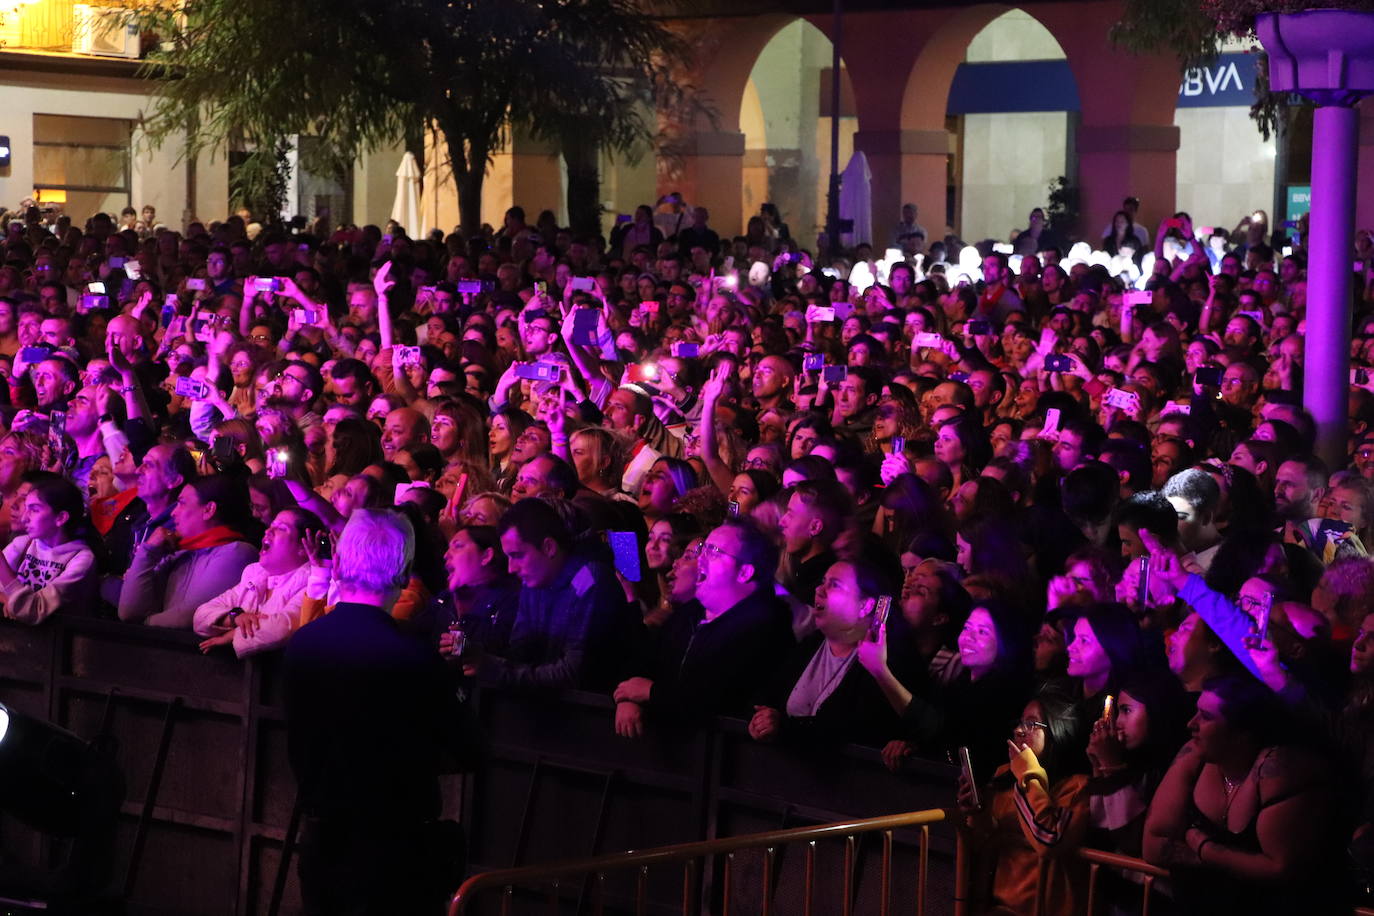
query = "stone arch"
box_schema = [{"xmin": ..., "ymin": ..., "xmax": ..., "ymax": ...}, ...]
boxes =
[
  {"xmin": 740, "ymin": 17, "xmax": 857, "ymax": 240},
  {"xmin": 894, "ymin": 4, "xmax": 1080, "ymax": 239}
]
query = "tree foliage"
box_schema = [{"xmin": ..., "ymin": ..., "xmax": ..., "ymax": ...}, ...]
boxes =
[{"xmin": 131, "ymin": 0, "xmax": 699, "ymax": 232}]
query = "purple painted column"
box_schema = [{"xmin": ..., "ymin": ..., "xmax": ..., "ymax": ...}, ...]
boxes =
[
  {"xmin": 1305, "ymin": 104, "xmax": 1360, "ymax": 469},
  {"xmin": 1257, "ymin": 10, "xmax": 1374, "ymax": 470}
]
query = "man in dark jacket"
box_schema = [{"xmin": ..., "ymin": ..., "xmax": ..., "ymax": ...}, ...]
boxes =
[
  {"xmin": 613, "ymin": 518, "xmax": 794, "ymax": 737},
  {"xmin": 284, "ymin": 509, "xmax": 464, "ymax": 916}
]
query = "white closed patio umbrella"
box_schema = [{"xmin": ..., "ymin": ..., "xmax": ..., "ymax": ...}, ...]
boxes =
[
  {"xmin": 839, "ymin": 150, "xmax": 872, "ymax": 247},
  {"xmin": 390, "ymin": 151, "xmax": 423, "ymax": 237}
]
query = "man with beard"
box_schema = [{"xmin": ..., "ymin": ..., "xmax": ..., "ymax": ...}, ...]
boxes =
[{"xmin": 265, "ymin": 359, "xmax": 324, "ymax": 431}]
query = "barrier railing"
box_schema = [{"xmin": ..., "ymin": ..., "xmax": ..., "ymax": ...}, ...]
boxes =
[
  {"xmin": 448, "ymin": 807, "xmax": 952, "ymax": 916},
  {"xmin": 0, "ymin": 616, "xmax": 961, "ymax": 915}
]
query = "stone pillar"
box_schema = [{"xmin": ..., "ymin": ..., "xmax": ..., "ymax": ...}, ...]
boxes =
[
  {"xmin": 668, "ymin": 130, "xmax": 746, "ymax": 236},
  {"xmin": 1074, "ymin": 124, "xmax": 1180, "ymax": 241},
  {"xmin": 1257, "ymin": 9, "xmax": 1374, "ymax": 468},
  {"xmin": 1306, "ymin": 104, "xmax": 1361, "ymax": 467},
  {"xmin": 482, "ymin": 131, "xmax": 563, "ymax": 228},
  {"xmin": 853, "ymin": 128, "xmax": 950, "ymax": 247}
]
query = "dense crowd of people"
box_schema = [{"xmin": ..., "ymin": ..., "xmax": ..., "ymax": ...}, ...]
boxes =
[{"xmin": 4, "ymin": 193, "xmax": 1374, "ymax": 914}]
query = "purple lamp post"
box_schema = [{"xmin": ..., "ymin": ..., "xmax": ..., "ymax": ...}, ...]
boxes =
[{"xmin": 1257, "ymin": 10, "xmax": 1374, "ymax": 469}]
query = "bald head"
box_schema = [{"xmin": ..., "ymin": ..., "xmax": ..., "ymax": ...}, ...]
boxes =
[
  {"xmin": 106, "ymin": 313, "xmax": 145, "ymax": 361},
  {"xmin": 752, "ymin": 355, "xmax": 795, "ymax": 401},
  {"xmin": 381, "ymin": 407, "xmax": 429, "ymax": 460}
]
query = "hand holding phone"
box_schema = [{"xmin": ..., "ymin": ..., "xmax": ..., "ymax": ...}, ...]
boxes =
[
  {"xmin": 868, "ymin": 595, "xmax": 891, "ymax": 642},
  {"xmin": 1135, "ymin": 555, "xmax": 1151, "ymax": 610},
  {"xmin": 514, "ymin": 362, "xmax": 561, "ymax": 382},
  {"xmin": 174, "ymin": 377, "xmax": 210, "ymax": 400},
  {"xmin": 266, "ymin": 448, "xmax": 290, "ymax": 479},
  {"xmin": 608, "ymin": 530, "xmax": 641, "ymax": 582},
  {"xmin": 1104, "ymin": 387, "xmax": 1139, "ymax": 412},
  {"xmin": 958, "ymin": 747, "xmax": 980, "ymax": 810}
]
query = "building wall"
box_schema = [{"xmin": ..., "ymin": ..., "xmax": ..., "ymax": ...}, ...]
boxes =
[
  {"xmin": 960, "ymin": 111, "xmax": 1069, "ymax": 243},
  {"xmin": 743, "ymin": 19, "xmax": 845, "ymax": 240},
  {"xmin": 353, "ymin": 139, "xmax": 409, "ymax": 231},
  {"xmin": 1173, "ymin": 106, "xmax": 1275, "ymax": 235},
  {"xmin": 965, "ymin": 8, "xmax": 1063, "ymax": 62},
  {"xmin": 955, "ymin": 11, "xmax": 1069, "ymax": 243},
  {"xmin": 0, "ymin": 69, "xmax": 178, "ymax": 221}
]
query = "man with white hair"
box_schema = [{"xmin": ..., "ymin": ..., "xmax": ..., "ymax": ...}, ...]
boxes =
[{"xmin": 284, "ymin": 509, "xmax": 461, "ymax": 915}]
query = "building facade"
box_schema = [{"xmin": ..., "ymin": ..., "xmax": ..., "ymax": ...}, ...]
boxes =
[{"xmin": 2, "ymin": 0, "xmax": 1373, "ymax": 242}]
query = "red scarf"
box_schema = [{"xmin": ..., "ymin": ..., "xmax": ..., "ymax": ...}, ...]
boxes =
[
  {"xmin": 91, "ymin": 487, "xmax": 140, "ymax": 536},
  {"xmin": 179, "ymin": 525, "xmax": 245, "ymax": 552}
]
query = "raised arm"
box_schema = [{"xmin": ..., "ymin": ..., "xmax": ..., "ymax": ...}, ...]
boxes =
[{"xmin": 697, "ymin": 362, "xmax": 734, "ymax": 495}]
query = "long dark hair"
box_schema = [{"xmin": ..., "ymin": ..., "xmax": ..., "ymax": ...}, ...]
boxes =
[
  {"xmin": 328, "ymin": 417, "xmax": 384, "ymax": 478},
  {"xmin": 26, "ymin": 474, "xmax": 88, "ymax": 540},
  {"xmin": 1202, "ymin": 674, "xmax": 1291, "ymax": 750},
  {"xmin": 1117, "ymin": 668, "xmax": 1192, "ymax": 775},
  {"xmin": 1032, "ymin": 687, "xmax": 1090, "ymax": 777},
  {"xmin": 1071, "ymin": 602, "xmax": 1152, "ymax": 695},
  {"xmin": 974, "ymin": 598, "xmax": 1034, "ymax": 680}
]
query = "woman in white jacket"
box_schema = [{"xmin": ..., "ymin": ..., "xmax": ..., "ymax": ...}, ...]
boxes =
[
  {"xmin": 0, "ymin": 475, "xmax": 98, "ymax": 625},
  {"xmin": 193, "ymin": 507, "xmax": 322, "ymax": 657}
]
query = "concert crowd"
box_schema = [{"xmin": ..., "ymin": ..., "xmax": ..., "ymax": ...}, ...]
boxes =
[{"xmin": 3, "ymin": 194, "xmax": 1374, "ymax": 914}]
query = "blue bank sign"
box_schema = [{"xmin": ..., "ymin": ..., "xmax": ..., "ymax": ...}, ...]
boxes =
[
  {"xmin": 1177, "ymin": 53, "xmax": 1257, "ymax": 108},
  {"xmin": 948, "ymin": 52, "xmax": 1258, "ymax": 114}
]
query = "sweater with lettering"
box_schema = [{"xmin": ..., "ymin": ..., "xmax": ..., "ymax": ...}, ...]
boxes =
[{"xmin": 1, "ymin": 535, "xmax": 98, "ymax": 626}]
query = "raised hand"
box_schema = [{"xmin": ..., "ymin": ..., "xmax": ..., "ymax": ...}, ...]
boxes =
[
  {"xmin": 373, "ymin": 260, "xmax": 396, "ymax": 298},
  {"xmin": 855, "ymin": 616, "xmax": 889, "ymax": 676}
]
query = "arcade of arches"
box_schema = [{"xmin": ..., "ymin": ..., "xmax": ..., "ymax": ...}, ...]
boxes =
[{"xmin": 425, "ymin": 0, "xmax": 1374, "ymax": 243}]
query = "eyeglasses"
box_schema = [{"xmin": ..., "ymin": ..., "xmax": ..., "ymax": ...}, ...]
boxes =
[
  {"xmin": 1013, "ymin": 719, "xmax": 1048, "ymax": 733},
  {"xmin": 700, "ymin": 541, "xmax": 740, "ymax": 563}
]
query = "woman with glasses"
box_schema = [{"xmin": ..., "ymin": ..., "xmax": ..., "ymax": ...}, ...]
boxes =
[
  {"xmin": 956, "ymin": 688, "xmax": 1091, "ymax": 916},
  {"xmin": 224, "ymin": 342, "xmax": 264, "ymax": 418}
]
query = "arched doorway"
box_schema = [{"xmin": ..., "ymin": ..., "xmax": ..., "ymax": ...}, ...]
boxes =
[
  {"xmin": 931, "ymin": 7, "xmax": 1080, "ymax": 244},
  {"xmin": 740, "ymin": 18, "xmax": 855, "ymax": 244}
]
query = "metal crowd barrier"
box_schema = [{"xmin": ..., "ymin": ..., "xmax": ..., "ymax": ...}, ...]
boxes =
[
  {"xmin": 448, "ymin": 808, "xmax": 951, "ymax": 916},
  {"xmin": 0, "ymin": 616, "xmax": 962, "ymax": 915},
  {"xmin": 8, "ymin": 615, "xmax": 1374, "ymax": 916}
]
